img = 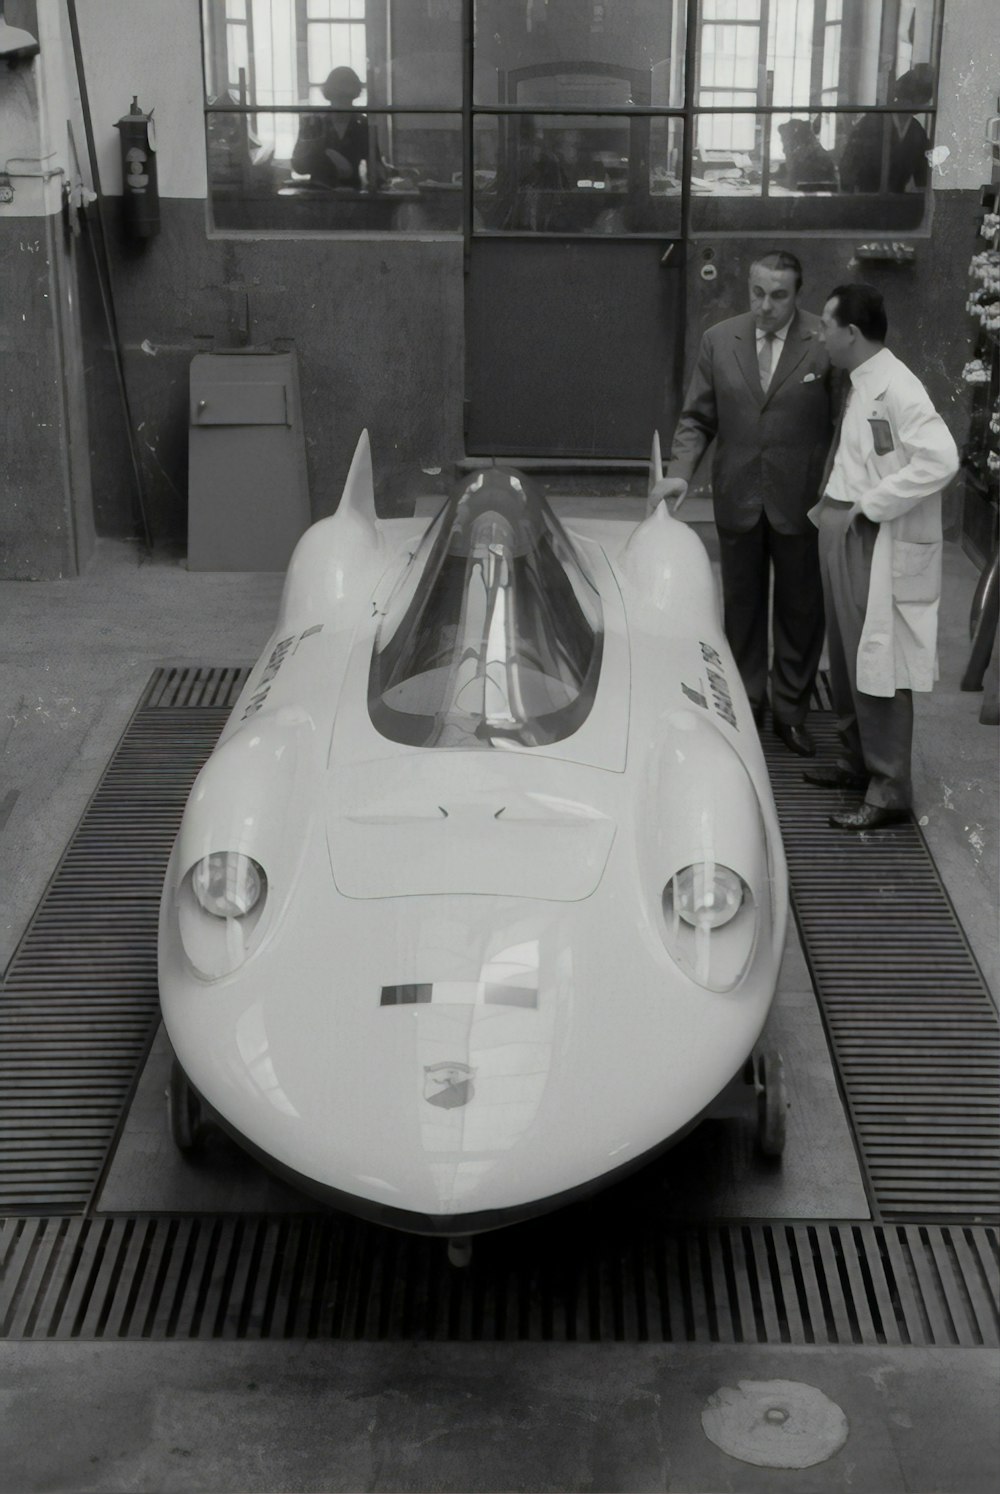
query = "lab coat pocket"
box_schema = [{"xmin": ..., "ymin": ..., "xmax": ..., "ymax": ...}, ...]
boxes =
[{"xmin": 891, "ymin": 540, "xmax": 940, "ymax": 603}]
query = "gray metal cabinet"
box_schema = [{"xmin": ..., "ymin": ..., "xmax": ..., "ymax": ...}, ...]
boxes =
[{"xmin": 187, "ymin": 350, "xmax": 310, "ymax": 570}]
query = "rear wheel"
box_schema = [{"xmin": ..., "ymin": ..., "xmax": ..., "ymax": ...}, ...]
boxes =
[
  {"xmin": 755, "ymin": 1050, "xmax": 788, "ymax": 1158},
  {"xmin": 167, "ymin": 1057, "xmax": 207, "ymax": 1154}
]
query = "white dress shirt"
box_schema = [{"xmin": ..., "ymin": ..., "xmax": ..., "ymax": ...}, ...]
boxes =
[
  {"xmin": 825, "ymin": 346, "xmax": 895, "ymax": 504},
  {"xmin": 755, "ymin": 322, "xmax": 790, "ymax": 391}
]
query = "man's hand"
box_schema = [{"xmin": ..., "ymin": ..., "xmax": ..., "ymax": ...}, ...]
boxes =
[{"xmin": 646, "ymin": 477, "xmax": 688, "ymax": 517}]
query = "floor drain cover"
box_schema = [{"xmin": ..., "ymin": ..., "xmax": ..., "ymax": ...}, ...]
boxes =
[{"xmin": 702, "ymin": 1378, "xmax": 849, "ymax": 1468}]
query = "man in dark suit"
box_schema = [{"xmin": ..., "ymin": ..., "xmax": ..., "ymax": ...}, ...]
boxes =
[{"xmin": 651, "ymin": 250, "xmax": 835, "ymax": 756}]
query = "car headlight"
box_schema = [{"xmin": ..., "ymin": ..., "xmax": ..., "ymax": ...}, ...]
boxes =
[
  {"xmin": 191, "ymin": 853, "xmax": 265, "ymax": 919},
  {"xmin": 670, "ymin": 863, "xmax": 743, "ymax": 929},
  {"xmin": 178, "ymin": 853, "xmax": 269, "ymax": 981},
  {"xmin": 661, "ymin": 861, "xmax": 757, "ymax": 992}
]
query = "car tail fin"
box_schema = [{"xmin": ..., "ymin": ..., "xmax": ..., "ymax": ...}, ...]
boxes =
[
  {"xmin": 648, "ymin": 430, "xmax": 664, "ymax": 496},
  {"xmin": 336, "ymin": 429, "xmax": 381, "ymax": 545}
]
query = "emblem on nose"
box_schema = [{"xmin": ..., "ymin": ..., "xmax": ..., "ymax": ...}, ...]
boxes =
[{"xmin": 424, "ymin": 1062, "xmax": 475, "ymax": 1109}]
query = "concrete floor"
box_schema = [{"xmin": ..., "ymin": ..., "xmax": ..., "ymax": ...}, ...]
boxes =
[{"xmin": 0, "ymin": 521, "xmax": 997, "ymax": 1493}]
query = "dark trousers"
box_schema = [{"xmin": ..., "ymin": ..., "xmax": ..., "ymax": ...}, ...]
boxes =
[
  {"xmin": 716, "ymin": 515, "xmax": 825, "ymax": 725},
  {"xmin": 817, "ymin": 504, "xmax": 913, "ymax": 809}
]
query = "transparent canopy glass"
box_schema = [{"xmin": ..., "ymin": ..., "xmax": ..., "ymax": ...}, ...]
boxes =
[{"xmin": 369, "ymin": 470, "xmax": 603, "ymax": 749}]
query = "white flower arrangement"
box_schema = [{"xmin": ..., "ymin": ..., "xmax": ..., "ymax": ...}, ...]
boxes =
[
  {"xmin": 962, "ymin": 359, "xmax": 992, "ymax": 384},
  {"xmin": 968, "ymin": 249, "xmax": 1000, "ymax": 294}
]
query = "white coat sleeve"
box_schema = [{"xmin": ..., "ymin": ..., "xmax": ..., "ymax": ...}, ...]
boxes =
[{"xmin": 857, "ymin": 380, "xmax": 959, "ymax": 524}]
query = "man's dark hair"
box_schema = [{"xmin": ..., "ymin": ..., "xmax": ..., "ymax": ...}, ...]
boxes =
[
  {"xmin": 750, "ymin": 250, "xmax": 803, "ymax": 292},
  {"xmin": 826, "ymin": 283, "xmax": 888, "ymax": 342}
]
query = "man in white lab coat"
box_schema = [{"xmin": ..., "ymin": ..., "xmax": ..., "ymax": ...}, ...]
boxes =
[{"xmin": 806, "ymin": 282, "xmax": 959, "ymax": 830}]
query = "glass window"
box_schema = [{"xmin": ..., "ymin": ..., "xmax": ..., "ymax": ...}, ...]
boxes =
[
  {"xmin": 207, "ymin": 109, "xmax": 463, "ymax": 230},
  {"xmin": 474, "ymin": 0, "xmax": 685, "ymax": 109},
  {"xmin": 203, "ymin": 0, "xmax": 462, "ymax": 231},
  {"xmin": 692, "ymin": 0, "xmax": 939, "ymax": 228},
  {"xmin": 473, "ymin": 112, "xmax": 683, "ymax": 235},
  {"xmin": 201, "ymin": 1, "xmax": 942, "ymax": 236},
  {"xmin": 369, "ymin": 470, "xmax": 603, "ymax": 750},
  {"xmin": 689, "ymin": 107, "xmax": 929, "ymax": 232}
]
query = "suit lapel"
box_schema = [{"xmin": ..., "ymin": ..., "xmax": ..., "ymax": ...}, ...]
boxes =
[{"xmin": 732, "ymin": 315, "xmax": 765, "ymax": 405}]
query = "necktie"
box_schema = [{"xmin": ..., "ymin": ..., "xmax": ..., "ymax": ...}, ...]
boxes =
[{"xmin": 758, "ymin": 332, "xmax": 776, "ymax": 392}]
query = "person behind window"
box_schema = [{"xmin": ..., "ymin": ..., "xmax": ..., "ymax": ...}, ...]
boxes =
[
  {"xmin": 839, "ymin": 65, "xmax": 934, "ymax": 194},
  {"xmin": 291, "ymin": 65, "xmax": 383, "ymax": 189},
  {"xmin": 775, "ymin": 118, "xmax": 837, "ymax": 192}
]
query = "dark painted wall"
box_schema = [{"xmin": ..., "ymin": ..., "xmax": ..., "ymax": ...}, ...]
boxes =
[
  {"xmin": 78, "ymin": 188, "xmax": 984, "ymax": 552},
  {"xmin": 84, "ymin": 201, "xmax": 466, "ymax": 547}
]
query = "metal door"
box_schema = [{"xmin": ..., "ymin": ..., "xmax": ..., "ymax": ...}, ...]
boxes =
[{"xmin": 465, "ymin": 4, "xmax": 688, "ymax": 460}]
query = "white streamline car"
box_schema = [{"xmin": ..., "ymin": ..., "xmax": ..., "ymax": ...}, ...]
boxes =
[{"xmin": 158, "ymin": 432, "xmax": 789, "ymax": 1251}]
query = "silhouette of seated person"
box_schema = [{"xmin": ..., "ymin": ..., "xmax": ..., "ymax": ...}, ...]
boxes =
[
  {"xmin": 839, "ymin": 65, "xmax": 934, "ymax": 193},
  {"xmin": 291, "ymin": 65, "xmax": 384, "ymax": 189},
  {"xmin": 775, "ymin": 118, "xmax": 838, "ymax": 191}
]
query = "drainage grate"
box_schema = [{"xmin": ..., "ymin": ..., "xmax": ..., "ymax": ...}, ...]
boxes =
[
  {"xmin": 143, "ymin": 666, "xmax": 250, "ymax": 710},
  {"xmin": 0, "ymin": 1214, "xmax": 996, "ymax": 1345},
  {"xmin": 765, "ymin": 718, "xmax": 1000, "ymax": 1222},
  {"xmin": 0, "ymin": 669, "xmax": 246, "ymax": 1214}
]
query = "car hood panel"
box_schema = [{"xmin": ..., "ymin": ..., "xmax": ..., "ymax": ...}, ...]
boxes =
[{"xmin": 327, "ymin": 754, "xmax": 617, "ymax": 900}]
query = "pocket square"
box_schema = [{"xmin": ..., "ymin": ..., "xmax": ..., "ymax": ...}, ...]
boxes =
[{"xmin": 801, "ymin": 371, "xmax": 819, "ymax": 383}]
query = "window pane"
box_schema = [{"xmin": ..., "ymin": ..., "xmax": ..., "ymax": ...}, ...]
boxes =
[
  {"xmin": 696, "ymin": 0, "xmax": 940, "ymax": 108},
  {"xmin": 373, "ymin": 0, "xmax": 463, "ymax": 107},
  {"xmin": 474, "ymin": 0, "xmax": 685, "ymax": 108},
  {"xmin": 473, "ymin": 113, "xmax": 682, "ymax": 236},
  {"xmin": 208, "ymin": 110, "xmax": 463, "ymax": 231},
  {"xmin": 690, "ymin": 108, "xmax": 929, "ymax": 231},
  {"xmin": 702, "ymin": 0, "xmax": 761, "ymax": 18},
  {"xmin": 307, "ymin": 21, "xmax": 367, "ymax": 93}
]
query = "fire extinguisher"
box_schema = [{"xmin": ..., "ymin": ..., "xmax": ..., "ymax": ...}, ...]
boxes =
[{"xmin": 115, "ymin": 96, "xmax": 160, "ymax": 239}]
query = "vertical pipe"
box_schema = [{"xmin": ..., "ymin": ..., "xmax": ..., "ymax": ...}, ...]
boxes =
[{"xmin": 65, "ymin": 0, "xmax": 153, "ymax": 551}]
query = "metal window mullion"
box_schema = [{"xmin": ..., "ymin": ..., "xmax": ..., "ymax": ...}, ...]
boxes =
[
  {"xmin": 294, "ymin": 0, "xmax": 309, "ymax": 103},
  {"xmin": 809, "ymin": 0, "xmax": 827, "ymax": 105}
]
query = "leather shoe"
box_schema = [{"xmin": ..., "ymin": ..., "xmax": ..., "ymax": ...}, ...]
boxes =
[
  {"xmin": 803, "ymin": 765, "xmax": 868, "ymax": 790},
  {"xmin": 773, "ymin": 720, "xmax": 816, "ymax": 757},
  {"xmin": 828, "ymin": 803, "xmax": 910, "ymax": 831}
]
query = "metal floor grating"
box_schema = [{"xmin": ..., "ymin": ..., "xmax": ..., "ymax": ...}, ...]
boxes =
[
  {"xmin": 0, "ymin": 1214, "xmax": 996, "ymax": 1346},
  {"xmin": 0, "ymin": 669, "xmax": 248, "ymax": 1214},
  {"xmin": 763, "ymin": 716, "xmax": 1000, "ymax": 1221},
  {"xmin": 1, "ymin": 667, "xmax": 998, "ymax": 1343}
]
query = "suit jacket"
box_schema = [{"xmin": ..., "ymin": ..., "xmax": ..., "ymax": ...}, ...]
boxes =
[
  {"xmin": 839, "ymin": 113, "xmax": 930, "ymax": 193},
  {"xmin": 667, "ymin": 310, "xmax": 835, "ymax": 534}
]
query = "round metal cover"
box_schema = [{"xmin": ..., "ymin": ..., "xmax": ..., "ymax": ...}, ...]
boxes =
[{"xmin": 701, "ymin": 1379, "xmax": 849, "ymax": 1468}]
